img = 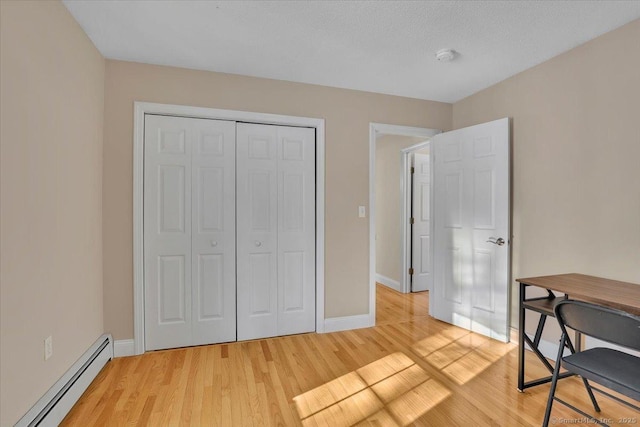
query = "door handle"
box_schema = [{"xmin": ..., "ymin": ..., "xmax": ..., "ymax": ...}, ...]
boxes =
[
  {"xmin": 255, "ymin": 241, "xmax": 262, "ymax": 247},
  {"xmin": 487, "ymin": 237, "xmax": 505, "ymax": 246}
]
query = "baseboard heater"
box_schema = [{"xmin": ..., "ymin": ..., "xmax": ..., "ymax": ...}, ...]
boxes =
[{"xmin": 15, "ymin": 334, "xmax": 113, "ymax": 427}]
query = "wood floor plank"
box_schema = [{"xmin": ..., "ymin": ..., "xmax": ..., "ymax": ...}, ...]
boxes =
[{"xmin": 61, "ymin": 284, "xmax": 638, "ymax": 426}]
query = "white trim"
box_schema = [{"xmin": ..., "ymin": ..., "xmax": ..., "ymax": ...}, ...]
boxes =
[
  {"xmin": 369, "ymin": 123, "xmax": 440, "ymax": 315},
  {"xmin": 113, "ymin": 339, "xmax": 135, "ymax": 358},
  {"xmin": 375, "ymin": 273, "xmax": 401, "ymax": 292},
  {"xmin": 133, "ymin": 105, "xmax": 145, "ymax": 355},
  {"xmin": 369, "ymin": 124, "xmax": 377, "ymax": 327},
  {"xmin": 510, "ymin": 327, "xmax": 567, "ymax": 361},
  {"xmin": 536, "ymin": 337, "xmax": 564, "ymax": 361},
  {"xmin": 323, "ymin": 314, "xmax": 374, "ymax": 333},
  {"xmin": 315, "ymin": 124, "xmax": 326, "ymax": 333},
  {"xmin": 133, "ymin": 102, "xmax": 326, "ymax": 354},
  {"xmin": 401, "ymin": 151, "xmax": 411, "ymax": 293},
  {"xmin": 16, "ymin": 334, "xmax": 112, "ymax": 427},
  {"xmin": 510, "ymin": 327, "xmax": 640, "ymax": 369},
  {"xmin": 585, "ymin": 336, "xmax": 640, "ymax": 357},
  {"xmin": 510, "ymin": 326, "xmax": 519, "ymax": 343},
  {"xmin": 373, "ymin": 123, "xmax": 439, "ymax": 138}
]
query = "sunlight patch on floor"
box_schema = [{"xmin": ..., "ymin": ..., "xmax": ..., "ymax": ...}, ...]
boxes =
[
  {"xmin": 442, "ymin": 339, "xmax": 514, "ymax": 385},
  {"xmin": 385, "ymin": 378, "xmax": 451, "ymax": 425},
  {"xmin": 412, "ymin": 326, "xmax": 515, "ymax": 385},
  {"xmin": 293, "ymin": 371, "xmax": 368, "ymax": 420},
  {"xmin": 293, "ymin": 352, "xmax": 451, "ymax": 426}
]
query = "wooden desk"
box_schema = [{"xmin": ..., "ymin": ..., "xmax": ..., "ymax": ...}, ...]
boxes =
[{"xmin": 515, "ymin": 273, "xmax": 640, "ymax": 391}]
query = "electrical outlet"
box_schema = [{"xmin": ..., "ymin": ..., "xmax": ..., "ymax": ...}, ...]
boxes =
[{"xmin": 44, "ymin": 336, "xmax": 53, "ymax": 360}]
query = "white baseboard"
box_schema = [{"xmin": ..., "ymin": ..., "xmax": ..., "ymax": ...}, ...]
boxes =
[
  {"xmin": 16, "ymin": 334, "xmax": 112, "ymax": 427},
  {"xmin": 510, "ymin": 327, "xmax": 565, "ymax": 361},
  {"xmin": 585, "ymin": 336, "xmax": 640, "ymax": 356},
  {"xmin": 512, "ymin": 328, "xmax": 640, "ymax": 364},
  {"xmin": 323, "ymin": 314, "xmax": 374, "ymax": 333},
  {"xmin": 375, "ymin": 273, "xmax": 401, "ymax": 292},
  {"xmin": 114, "ymin": 339, "xmax": 135, "ymax": 357},
  {"xmin": 537, "ymin": 337, "xmax": 563, "ymax": 361},
  {"xmin": 509, "ymin": 327, "xmax": 518, "ymax": 343}
]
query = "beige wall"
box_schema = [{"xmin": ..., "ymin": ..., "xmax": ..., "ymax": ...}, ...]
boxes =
[
  {"xmin": 103, "ymin": 60, "xmax": 452, "ymax": 339},
  {"xmin": 0, "ymin": 1, "xmax": 105, "ymax": 425},
  {"xmin": 375, "ymin": 135, "xmax": 428, "ymax": 285},
  {"xmin": 453, "ymin": 19, "xmax": 640, "ymax": 331}
]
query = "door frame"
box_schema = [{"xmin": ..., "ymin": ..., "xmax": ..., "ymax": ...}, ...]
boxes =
[
  {"xmin": 401, "ymin": 141, "xmax": 432, "ymax": 293},
  {"xmin": 369, "ymin": 124, "xmax": 440, "ymax": 318},
  {"xmin": 133, "ymin": 102, "xmax": 325, "ymax": 354}
]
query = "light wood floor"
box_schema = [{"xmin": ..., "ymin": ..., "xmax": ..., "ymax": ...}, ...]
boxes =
[{"xmin": 62, "ymin": 284, "xmax": 636, "ymax": 426}]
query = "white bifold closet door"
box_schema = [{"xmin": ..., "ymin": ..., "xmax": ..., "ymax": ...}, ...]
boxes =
[
  {"xmin": 236, "ymin": 123, "xmax": 316, "ymax": 341},
  {"xmin": 145, "ymin": 116, "xmax": 316, "ymax": 350},
  {"xmin": 144, "ymin": 115, "xmax": 236, "ymax": 351}
]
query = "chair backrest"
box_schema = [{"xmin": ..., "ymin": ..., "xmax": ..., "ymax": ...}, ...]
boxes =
[{"xmin": 554, "ymin": 300, "xmax": 640, "ymax": 352}]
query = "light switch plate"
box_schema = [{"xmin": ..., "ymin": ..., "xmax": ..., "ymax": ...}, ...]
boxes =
[{"xmin": 358, "ymin": 206, "xmax": 366, "ymax": 218}]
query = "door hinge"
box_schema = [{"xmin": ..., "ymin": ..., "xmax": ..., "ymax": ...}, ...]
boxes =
[
  {"xmin": 411, "ymin": 167, "xmax": 415, "ymax": 174},
  {"xmin": 410, "ymin": 217, "xmax": 415, "ymax": 224},
  {"xmin": 409, "ymin": 268, "xmax": 414, "ymax": 275}
]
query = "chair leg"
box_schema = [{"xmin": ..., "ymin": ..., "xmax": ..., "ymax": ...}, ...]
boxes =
[
  {"xmin": 581, "ymin": 378, "xmax": 601, "ymax": 412},
  {"xmin": 542, "ymin": 335, "xmax": 567, "ymax": 427}
]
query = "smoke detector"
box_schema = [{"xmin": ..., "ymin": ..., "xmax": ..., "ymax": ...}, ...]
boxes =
[{"xmin": 435, "ymin": 48, "xmax": 456, "ymax": 62}]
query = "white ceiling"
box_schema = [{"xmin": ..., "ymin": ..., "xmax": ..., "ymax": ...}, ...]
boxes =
[{"xmin": 62, "ymin": 1, "xmax": 640, "ymax": 103}]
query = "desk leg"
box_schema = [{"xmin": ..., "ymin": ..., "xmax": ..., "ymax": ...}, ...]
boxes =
[{"xmin": 518, "ymin": 282, "xmax": 525, "ymax": 391}]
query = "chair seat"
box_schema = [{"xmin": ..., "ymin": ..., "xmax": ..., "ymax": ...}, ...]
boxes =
[{"xmin": 563, "ymin": 347, "xmax": 640, "ymax": 401}]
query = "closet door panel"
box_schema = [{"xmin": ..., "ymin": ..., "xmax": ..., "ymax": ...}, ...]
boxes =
[
  {"xmin": 277, "ymin": 127, "xmax": 316, "ymax": 335},
  {"xmin": 144, "ymin": 115, "xmax": 193, "ymax": 350},
  {"xmin": 145, "ymin": 115, "xmax": 237, "ymax": 350},
  {"xmin": 237, "ymin": 123, "xmax": 278, "ymax": 341},
  {"xmin": 191, "ymin": 119, "xmax": 237, "ymax": 345}
]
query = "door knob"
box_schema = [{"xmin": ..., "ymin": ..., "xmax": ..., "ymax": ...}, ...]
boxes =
[
  {"xmin": 487, "ymin": 237, "xmax": 505, "ymax": 246},
  {"xmin": 255, "ymin": 241, "xmax": 262, "ymax": 247},
  {"xmin": 210, "ymin": 241, "xmax": 218, "ymax": 247}
]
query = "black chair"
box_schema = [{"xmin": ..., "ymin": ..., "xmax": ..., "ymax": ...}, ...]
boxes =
[{"xmin": 542, "ymin": 300, "xmax": 640, "ymax": 427}]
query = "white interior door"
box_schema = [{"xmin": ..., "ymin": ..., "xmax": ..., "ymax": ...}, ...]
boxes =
[
  {"xmin": 144, "ymin": 115, "xmax": 236, "ymax": 350},
  {"xmin": 431, "ymin": 118, "xmax": 510, "ymax": 342},
  {"xmin": 411, "ymin": 153, "xmax": 431, "ymax": 292},
  {"xmin": 236, "ymin": 123, "xmax": 316, "ymax": 341}
]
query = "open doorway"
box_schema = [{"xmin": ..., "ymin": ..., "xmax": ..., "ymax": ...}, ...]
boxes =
[{"xmin": 369, "ymin": 123, "xmax": 440, "ymax": 323}]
